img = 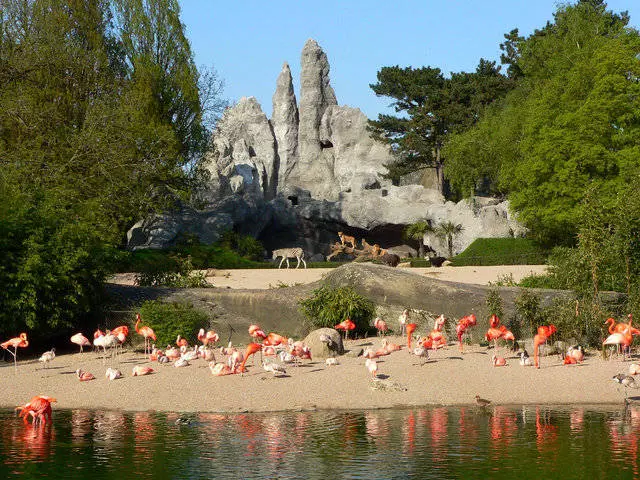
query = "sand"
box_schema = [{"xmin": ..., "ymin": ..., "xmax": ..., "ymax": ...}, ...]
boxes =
[
  {"xmin": 1, "ymin": 338, "xmax": 634, "ymax": 413},
  {"xmin": 4, "ymin": 264, "xmax": 632, "ymax": 413},
  {"xmin": 109, "ymin": 264, "xmax": 548, "ymax": 290}
]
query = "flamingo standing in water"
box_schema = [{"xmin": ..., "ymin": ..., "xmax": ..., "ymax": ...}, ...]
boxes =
[
  {"xmin": 70, "ymin": 333, "xmax": 91, "ymax": 354},
  {"xmin": 16, "ymin": 395, "xmax": 56, "ymax": 425},
  {"xmin": 533, "ymin": 324, "xmax": 557, "ymax": 369},
  {"xmin": 135, "ymin": 313, "xmax": 156, "ymax": 355},
  {"xmin": 1, "ymin": 333, "xmax": 28, "ymax": 374}
]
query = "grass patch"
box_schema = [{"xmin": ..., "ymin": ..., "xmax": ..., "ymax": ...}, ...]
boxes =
[
  {"xmin": 450, "ymin": 238, "xmax": 548, "ymax": 266},
  {"xmin": 409, "ymin": 258, "xmax": 430, "ymax": 267}
]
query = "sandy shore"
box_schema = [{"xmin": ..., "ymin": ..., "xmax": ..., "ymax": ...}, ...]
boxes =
[
  {"xmin": 1, "ymin": 337, "xmax": 634, "ymax": 413},
  {"xmin": 109, "ymin": 264, "xmax": 548, "ymax": 289}
]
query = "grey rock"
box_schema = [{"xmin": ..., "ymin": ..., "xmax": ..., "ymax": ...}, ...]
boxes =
[
  {"xmin": 380, "ymin": 253, "xmax": 400, "ymax": 267},
  {"xmin": 272, "ymin": 62, "xmax": 299, "ymax": 191},
  {"xmin": 302, "ymin": 328, "xmax": 344, "ymax": 358},
  {"xmin": 387, "ymin": 245, "xmax": 418, "ymax": 259},
  {"xmin": 309, "ymin": 253, "xmax": 325, "ymax": 262}
]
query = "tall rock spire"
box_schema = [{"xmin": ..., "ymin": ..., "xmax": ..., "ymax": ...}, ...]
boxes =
[
  {"xmin": 294, "ymin": 39, "xmax": 338, "ymax": 198},
  {"xmin": 271, "ymin": 62, "xmax": 299, "ymax": 191}
]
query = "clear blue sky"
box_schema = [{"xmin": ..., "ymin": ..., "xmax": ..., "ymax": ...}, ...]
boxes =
[{"xmin": 180, "ymin": 1, "xmax": 639, "ymax": 119}]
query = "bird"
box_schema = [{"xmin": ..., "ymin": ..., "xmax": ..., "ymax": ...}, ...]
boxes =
[
  {"xmin": 181, "ymin": 346, "xmax": 199, "ymax": 362},
  {"xmin": 132, "ymin": 365, "xmax": 154, "ymax": 376},
  {"xmin": 238, "ymin": 343, "xmax": 263, "ymax": 374},
  {"xmin": 248, "ymin": 324, "xmax": 267, "ymax": 341},
  {"xmin": 406, "ymin": 323, "xmax": 417, "ymax": 349},
  {"xmin": 456, "ymin": 313, "xmax": 477, "ymax": 353},
  {"xmin": 174, "ymin": 357, "xmax": 190, "ymax": 368},
  {"xmin": 604, "ymin": 321, "xmax": 633, "ymax": 360},
  {"xmin": 76, "ymin": 369, "xmax": 95, "ymax": 381},
  {"xmin": 16, "ymin": 395, "xmax": 56, "ymax": 425},
  {"xmin": 519, "ymin": 351, "xmax": 534, "ymax": 366},
  {"xmin": 613, "ymin": 373, "xmax": 639, "ymax": 398},
  {"xmin": 105, "ymin": 367, "xmax": 123, "ymax": 380},
  {"xmin": 325, "ymin": 357, "xmax": 339, "ymax": 366},
  {"xmin": 629, "ymin": 363, "xmax": 640, "ymax": 375},
  {"xmin": 262, "ymin": 360, "xmax": 287, "ymax": 377},
  {"xmin": 135, "ymin": 313, "xmax": 156, "ymax": 356},
  {"xmin": 492, "ymin": 354, "xmax": 507, "ymax": 367},
  {"xmin": 534, "ymin": 324, "xmax": 557, "ymax": 368},
  {"xmin": 279, "ymin": 350, "xmax": 297, "ymax": 365},
  {"xmin": 94, "ymin": 331, "xmax": 118, "ymax": 364},
  {"xmin": 1, "ymin": 332, "xmax": 28, "ymax": 374},
  {"xmin": 412, "ymin": 345, "xmax": 430, "ymax": 365},
  {"xmin": 475, "ymin": 395, "xmax": 491, "ymax": 407},
  {"xmin": 176, "ymin": 335, "xmax": 189, "ymax": 352},
  {"xmin": 373, "ymin": 317, "xmax": 388, "ymax": 336},
  {"xmin": 335, "ymin": 318, "xmax": 356, "ymax": 340},
  {"xmin": 157, "ymin": 355, "xmax": 170, "ymax": 364},
  {"xmin": 70, "ymin": 333, "xmax": 91, "ymax": 354},
  {"xmin": 209, "ymin": 362, "xmax": 233, "ymax": 376},
  {"xmin": 567, "ymin": 345, "xmax": 584, "ymax": 363},
  {"xmin": 365, "ymin": 358, "xmax": 378, "ymax": 378},
  {"xmin": 263, "ymin": 332, "xmax": 288, "ymax": 347},
  {"xmin": 39, "ymin": 348, "xmax": 56, "ymax": 368}
]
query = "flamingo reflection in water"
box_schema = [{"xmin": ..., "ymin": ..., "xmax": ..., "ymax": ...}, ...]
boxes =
[
  {"xmin": 608, "ymin": 406, "xmax": 640, "ymax": 478},
  {"xmin": 489, "ymin": 407, "xmax": 517, "ymax": 459},
  {"xmin": 6, "ymin": 420, "xmax": 55, "ymax": 464},
  {"xmin": 535, "ymin": 407, "xmax": 559, "ymax": 457}
]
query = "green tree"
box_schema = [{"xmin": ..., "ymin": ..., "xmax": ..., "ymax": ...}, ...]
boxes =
[
  {"xmin": 368, "ymin": 60, "xmax": 513, "ymax": 191},
  {"xmin": 434, "ymin": 221, "xmax": 464, "ymax": 258},
  {"xmin": 404, "ymin": 220, "xmax": 433, "ymax": 258}
]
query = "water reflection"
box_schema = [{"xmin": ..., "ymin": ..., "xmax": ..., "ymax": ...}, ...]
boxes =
[{"xmin": 2, "ymin": 406, "xmax": 640, "ymax": 478}]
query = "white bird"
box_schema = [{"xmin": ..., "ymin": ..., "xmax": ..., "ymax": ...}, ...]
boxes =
[
  {"xmin": 279, "ymin": 350, "xmax": 296, "ymax": 365},
  {"xmin": 174, "ymin": 357, "xmax": 190, "ymax": 368},
  {"xmin": 412, "ymin": 345, "xmax": 429, "ymax": 365},
  {"xmin": 262, "ymin": 360, "xmax": 287, "ymax": 377},
  {"xmin": 105, "ymin": 367, "xmax": 123, "ymax": 380},
  {"xmin": 94, "ymin": 331, "xmax": 118, "ymax": 363},
  {"xmin": 157, "ymin": 355, "xmax": 170, "ymax": 364},
  {"xmin": 520, "ymin": 351, "xmax": 534, "ymax": 366},
  {"xmin": 39, "ymin": 348, "xmax": 56, "ymax": 368},
  {"xmin": 365, "ymin": 358, "xmax": 378, "ymax": 378},
  {"xmin": 325, "ymin": 357, "xmax": 339, "ymax": 366},
  {"xmin": 613, "ymin": 373, "xmax": 639, "ymax": 398},
  {"xmin": 181, "ymin": 346, "xmax": 199, "ymax": 362},
  {"xmin": 629, "ymin": 363, "xmax": 640, "ymax": 375}
]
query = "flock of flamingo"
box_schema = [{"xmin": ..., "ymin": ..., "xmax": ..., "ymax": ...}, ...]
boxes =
[{"xmin": 3, "ymin": 310, "xmax": 640, "ymax": 426}]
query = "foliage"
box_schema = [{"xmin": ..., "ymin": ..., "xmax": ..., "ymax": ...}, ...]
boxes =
[
  {"xmin": 409, "ymin": 258, "xmax": 431, "ymax": 267},
  {"xmin": 513, "ymin": 289, "xmax": 545, "ymax": 338},
  {"xmin": 134, "ymin": 254, "xmax": 209, "ymax": 288},
  {"xmin": 368, "ymin": 59, "xmax": 514, "ymax": 187},
  {"xmin": 0, "ymin": 0, "xmax": 224, "ymax": 335},
  {"xmin": 299, "ymin": 285, "xmax": 376, "ymax": 334},
  {"xmin": 444, "ymin": 1, "xmax": 640, "ymax": 246},
  {"xmin": 451, "ymin": 238, "xmax": 548, "ymax": 266},
  {"xmin": 434, "ymin": 221, "xmax": 464, "ymax": 258},
  {"xmin": 137, "ymin": 301, "xmax": 209, "ymax": 346},
  {"xmin": 485, "ymin": 288, "xmax": 504, "ymax": 319},
  {"xmin": 219, "ymin": 231, "xmax": 264, "ymax": 261},
  {"xmin": 404, "ymin": 220, "xmax": 432, "ymax": 258},
  {"xmin": 541, "ymin": 297, "xmax": 608, "ymax": 348}
]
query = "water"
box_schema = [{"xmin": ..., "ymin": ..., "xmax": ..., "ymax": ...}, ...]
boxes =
[{"xmin": 1, "ymin": 405, "xmax": 639, "ymax": 479}]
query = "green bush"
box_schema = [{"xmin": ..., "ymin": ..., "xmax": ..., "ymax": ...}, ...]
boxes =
[
  {"xmin": 409, "ymin": 258, "xmax": 430, "ymax": 267},
  {"xmin": 541, "ymin": 297, "xmax": 605, "ymax": 348},
  {"xmin": 299, "ymin": 285, "xmax": 376, "ymax": 334},
  {"xmin": 485, "ymin": 287, "xmax": 504, "ymax": 319},
  {"xmin": 138, "ymin": 301, "xmax": 209, "ymax": 347},
  {"xmin": 451, "ymin": 238, "xmax": 548, "ymax": 266},
  {"xmin": 513, "ymin": 289, "xmax": 544, "ymax": 338},
  {"xmin": 134, "ymin": 254, "xmax": 210, "ymax": 287},
  {"xmin": 220, "ymin": 231, "xmax": 264, "ymax": 261}
]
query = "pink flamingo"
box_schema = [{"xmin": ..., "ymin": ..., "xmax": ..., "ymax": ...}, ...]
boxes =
[
  {"xmin": 135, "ymin": 313, "xmax": 156, "ymax": 355},
  {"xmin": 373, "ymin": 318, "xmax": 388, "ymax": 336},
  {"xmin": 70, "ymin": 333, "xmax": 91, "ymax": 354},
  {"xmin": 1, "ymin": 333, "xmax": 28, "ymax": 374}
]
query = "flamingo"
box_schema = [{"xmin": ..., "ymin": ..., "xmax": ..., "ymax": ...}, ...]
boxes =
[
  {"xmin": 227, "ymin": 350, "xmax": 245, "ymax": 372},
  {"xmin": 373, "ymin": 317, "xmax": 388, "ymax": 336},
  {"xmin": 412, "ymin": 345, "xmax": 430, "ymax": 365},
  {"xmin": 105, "ymin": 367, "xmax": 123, "ymax": 380},
  {"xmin": 604, "ymin": 330, "xmax": 633, "ymax": 361},
  {"xmin": 181, "ymin": 346, "xmax": 199, "ymax": 362},
  {"xmin": 238, "ymin": 343, "xmax": 263, "ymax": 375},
  {"xmin": 263, "ymin": 332, "xmax": 288, "ymax": 347},
  {"xmin": 132, "ymin": 365, "xmax": 154, "ymax": 376},
  {"xmin": 533, "ymin": 324, "xmax": 557, "ymax": 369},
  {"xmin": 1, "ymin": 333, "xmax": 28, "ymax": 374},
  {"xmin": 334, "ymin": 318, "xmax": 356, "ymax": 340},
  {"xmin": 93, "ymin": 329, "xmax": 104, "ymax": 353},
  {"xmin": 492, "ymin": 354, "xmax": 507, "ymax": 367},
  {"xmin": 76, "ymin": 369, "xmax": 95, "ymax": 381},
  {"xmin": 135, "ymin": 313, "xmax": 156, "ymax": 356},
  {"xmin": 111, "ymin": 325, "xmax": 129, "ymax": 356},
  {"xmin": 398, "ymin": 309, "xmax": 409, "ymax": 336},
  {"xmin": 456, "ymin": 314, "xmax": 477, "ymax": 352},
  {"xmin": 209, "ymin": 362, "xmax": 233, "ymax": 376},
  {"xmin": 567, "ymin": 345, "xmax": 584, "ymax": 363},
  {"xmin": 248, "ymin": 325, "xmax": 267, "ymax": 341},
  {"xmin": 16, "ymin": 395, "xmax": 56, "ymax": 425},
  {"xmin": 176, "ymin": 335, "xmax": 189, "ymax": 353},
  {"xmin": 39, "ymin": 348, "xmax": 56, "ymax": 369},
  {"xmin": 427, "ymin": 315, "xmax": 447, "ymax": 350},
  {"xmin": 365, "ymin": 358, "xmax": 378, "ymax": 378},
  {"xmin": 94, "ymin": 331, "xmax": 118, "ymax": 364},
  {"xmin": 70, "ymin": 333, "xmax": 91, "ymax": 354},
  {"xmin": 174, "ymin": 357, "xmax": 190, "ymax": 368},
  {"xmin": 406, "ymin": 323, "xmax": 417, "ymax": 349},
  {"xmin": 381, "ymin": 338, "xmax": 402, "ymax": 353}
]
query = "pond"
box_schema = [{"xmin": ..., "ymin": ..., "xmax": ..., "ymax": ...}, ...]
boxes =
[{"xmin": 1, "ymin": 405, "xmax": 639, "ymax": 479}]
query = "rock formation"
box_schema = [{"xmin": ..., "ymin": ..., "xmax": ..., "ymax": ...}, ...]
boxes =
[{"xmin": 128, "ymin": 39, "xmax": 525, "ymax": 257}]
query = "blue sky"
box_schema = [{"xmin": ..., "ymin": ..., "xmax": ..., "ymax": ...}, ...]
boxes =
[{"xmin": 180, "ymin": 1, "xmax": 639, "ymax": 119}]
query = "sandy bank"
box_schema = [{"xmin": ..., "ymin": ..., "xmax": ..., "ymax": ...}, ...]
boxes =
[{"xmin": 1, "ymin": 337, "xmax": 632, "ymax": 413}]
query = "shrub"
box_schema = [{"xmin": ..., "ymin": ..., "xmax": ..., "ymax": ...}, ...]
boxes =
[
  {"xmin": 138, "ymin": 301, "xmax": 209, "ymax": 347},
  {"xmin": 299, "ymin": 285, "xmax": 376, "ymax": 334},
  {"xmin": 485, "ymin": 287, "xmax": 504, "ymax": 319},
  {"xmin": 513, "ymin": 289, "xmax": 544, "ymax": 338},
  {"xmin": 220, "ymin": 231, "xmax": 264, "ymax": 261},
  {"xmin": 451, "ymin": 238, "xmax": 548, "ymax": 266},
  {"xmin": 135, "ymin": 254, "xmax": 210, "ymax": 287}
]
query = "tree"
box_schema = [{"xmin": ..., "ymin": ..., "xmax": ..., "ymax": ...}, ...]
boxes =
[
  {"xmin": 368, "ymin": 60, "xmax": 513, "ymax": 192},
  {"xmin": 404, "ymin": 220, "xmax": 433, "ymax": 258},
  {"xmin": 434, "ymin": 221, "xmax": 464, "ymax": 258}
]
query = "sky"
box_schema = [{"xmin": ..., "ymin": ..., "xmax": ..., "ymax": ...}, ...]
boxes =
[{"xmin": 180, "ymin": 1, "xmax": 639, "ymax": 120}]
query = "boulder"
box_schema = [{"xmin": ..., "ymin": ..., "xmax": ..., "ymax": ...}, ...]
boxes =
[
  {"xmin": 387, "ymin": 245, "xmax": 418, "ymax": 259},
  {"xmin": 303, "ymin": 327, "xmax": 344, "ymax": 358},
  {"xmin": 380, "ymin": 253, "xmax": 400, "ymax": 267}
]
